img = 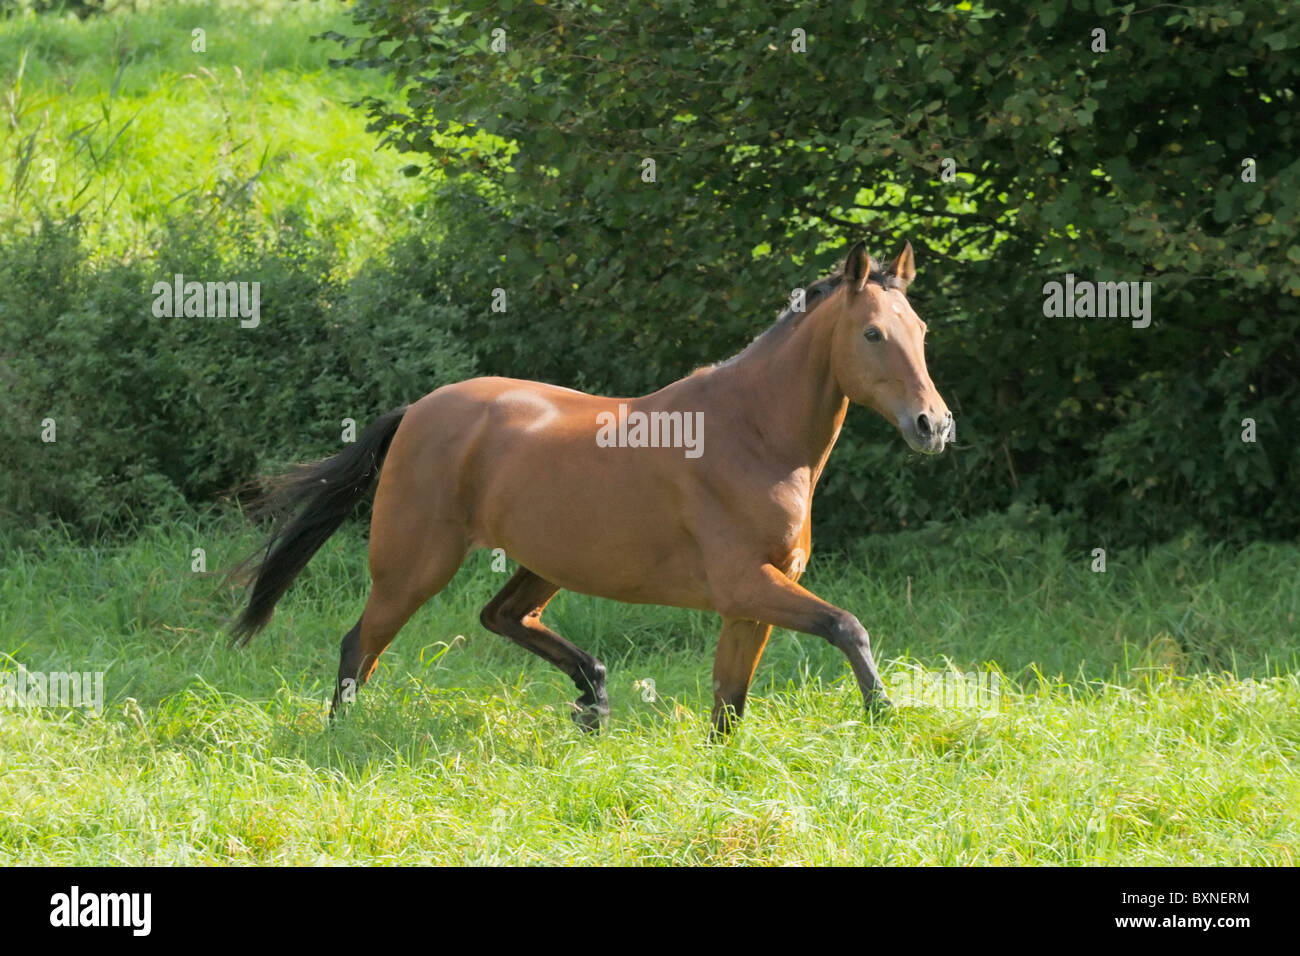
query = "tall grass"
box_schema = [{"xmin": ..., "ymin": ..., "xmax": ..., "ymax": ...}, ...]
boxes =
[
  {"xmin": 0, "ymin": 0, "xmax": 437, "ymax": 263},
  {"xmin": 2, "ymin": 513, "xmax": 1296, "ymax": 864}
]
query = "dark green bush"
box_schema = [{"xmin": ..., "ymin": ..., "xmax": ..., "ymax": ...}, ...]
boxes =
[
  {"xmin": 4, "ymin": 0, "xmax": 1296, "ymax": 552},
  {"xmin": 0, "ymin": 214, "xmax": 475, "ymax": 538},
  {"xmin": 329, "ymin": 0, "xmax": 1299, "ymax": 549},
  {"xmin": 3, "ymin": 0, "xmax": 114, "ymax": 18}
]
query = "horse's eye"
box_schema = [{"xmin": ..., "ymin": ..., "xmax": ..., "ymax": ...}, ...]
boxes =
[{"xmin": 864, "ymin": 327, "xmax": 882, "ymax": 343}]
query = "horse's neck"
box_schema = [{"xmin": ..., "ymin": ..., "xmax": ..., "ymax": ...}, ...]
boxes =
[{"xmin": 708, "ymin": 309, "xmax": 849, "ymax": 478}]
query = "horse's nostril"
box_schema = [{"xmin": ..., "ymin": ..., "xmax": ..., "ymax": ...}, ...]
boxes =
[{"xmin": 916, "ymin": 413, "xmax": 932, "ymax": 438}]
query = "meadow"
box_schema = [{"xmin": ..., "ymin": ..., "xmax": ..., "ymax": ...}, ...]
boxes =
[
  {"xmin": 2, "ymin": 1, "xmax": 1297, "ymax": 867},
  {"xmin": 1, "ymin": 0, "xmax": 429, "ymax": 262},
  {"xmin": 2, "ymin": 514, "xmax": 1297, "ymax": 865}
]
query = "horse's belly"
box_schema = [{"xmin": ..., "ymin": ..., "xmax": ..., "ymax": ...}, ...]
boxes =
[{"xmin": 471, "ymin": 443, "xmax": 713, "ymax": 609}]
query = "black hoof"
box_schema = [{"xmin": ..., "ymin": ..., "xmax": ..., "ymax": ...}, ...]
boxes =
[
  {"xmin": 865, "ymin": 694, "xmax": 894, "ymax": 716},
  {"xmin": 571, "ymin": 700, "xmax": 609, "ymax": 733}
]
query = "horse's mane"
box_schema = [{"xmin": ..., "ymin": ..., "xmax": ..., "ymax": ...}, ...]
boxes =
[{"xmin": 697, "ymin": 254, "xmax": 902, "ymax": 374}]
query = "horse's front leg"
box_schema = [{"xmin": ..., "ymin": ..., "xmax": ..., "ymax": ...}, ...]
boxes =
[
  {"xmin": 714, "ymin": 564, "xmax": 890, "ymax": 719},
  {"xmin": 710, "ymin": 617, "xmax": 774, "ymax": 740}
]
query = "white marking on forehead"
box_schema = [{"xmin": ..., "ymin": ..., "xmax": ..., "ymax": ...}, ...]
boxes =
[{"xmin": 497, "ymin": 389, "xmax": 560, "ymax": 432}]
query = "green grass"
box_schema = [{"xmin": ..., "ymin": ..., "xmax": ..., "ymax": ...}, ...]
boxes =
[
  {"xmin": 1, "ymin": 0, "xmax": 1297, "ymax": 867},
  {"xmin": 0, "ymin": 0, "xmax": 440, "ymax": 263},
  {"xmin": 1, "ymin": 513, "xmax": 1296, "ymax": 864}
]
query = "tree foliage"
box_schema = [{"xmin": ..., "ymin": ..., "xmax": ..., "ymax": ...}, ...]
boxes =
[{"xmin": 328, "ymin": 0, "xmax": 1299, "ymax": 546}]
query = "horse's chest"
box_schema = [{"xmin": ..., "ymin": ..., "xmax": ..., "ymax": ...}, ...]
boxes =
[{"xmin": 747, "ymin": 476, "xmax": 813, "ymax": 548}]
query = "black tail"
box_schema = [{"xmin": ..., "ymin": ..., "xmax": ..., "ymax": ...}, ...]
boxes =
[{"xmin": 228, "ymin": 406, "xmax": 408, "ymax": 646}]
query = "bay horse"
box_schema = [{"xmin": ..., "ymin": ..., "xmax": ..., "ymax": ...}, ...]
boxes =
[{"xmin": 231, "ymin": 240, "xmax": 955, "ymax": 738}]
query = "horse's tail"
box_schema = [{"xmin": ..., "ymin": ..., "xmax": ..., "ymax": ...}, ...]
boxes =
[{"xmin": 228, "ymin": 405, "xmax": 408, "ymax": 646}]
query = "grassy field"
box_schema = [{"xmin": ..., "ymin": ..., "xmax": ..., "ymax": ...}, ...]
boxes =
[
  {"xmin": 1, "ymin": 513, "xmax": 1296, "ymax": 865},
  {"xmin": 0, "ymin": 0, "xmax": 435, "ymax": 262},
  {"xmin": 2, "ymin": 1, "xmax": 1297, "ymax": 867}
]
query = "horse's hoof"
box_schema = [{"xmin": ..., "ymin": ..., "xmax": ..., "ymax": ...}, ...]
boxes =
[
  {"xmin": 571, "ymin": 701, "xmax": 609, "ymax": 733},
  {"xmin": 866, "ymin": 695, "xmax": 894, "ymax": 716}
]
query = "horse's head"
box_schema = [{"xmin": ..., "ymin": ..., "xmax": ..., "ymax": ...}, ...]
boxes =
[{"xmin": 828, "ymin": 240, "xmax": 955, "ymax": 455}]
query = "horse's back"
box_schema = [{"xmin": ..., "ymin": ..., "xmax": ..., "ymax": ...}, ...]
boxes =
[{"xmin": 383, "ymin": 376, "xmax": 713, "ymax": 607}]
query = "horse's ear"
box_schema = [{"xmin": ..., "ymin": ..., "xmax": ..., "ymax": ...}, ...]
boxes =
[
  {"xmin": 886, "ymin": 241, "xmax": 916, "ymax": 289},
  {"xmin": 842, "ymin": 240, "xmax": 870, "ymax": 293}
]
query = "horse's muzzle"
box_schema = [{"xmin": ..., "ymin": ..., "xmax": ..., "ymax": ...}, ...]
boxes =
[{"xmin": 905, "ymin": 410, "xmax": 955, "ymax": 455}]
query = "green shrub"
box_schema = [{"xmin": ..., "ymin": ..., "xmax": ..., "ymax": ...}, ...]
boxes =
[
  {"xmin": 0, "ymin": 213, "xmax": 475, "ymax": 538},
  {"xmin": 329, "ymin": 0, "xmax": 1300, "ymax": 548}
]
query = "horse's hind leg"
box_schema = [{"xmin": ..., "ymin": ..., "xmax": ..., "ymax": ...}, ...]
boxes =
[
  {"xmin": 330, "ymin": 532, "xmax": 468, "ymax": 717},
  {"xmin": 331, "ymin": 615, "xmax": 365, "ymax": 715},
  {"xmin": 710, "ymin": 617, "xmax": 773, "ymax": 740},
  {"xmin": 480, "ymin": 567, "xmax": 609, "ymax": 732}
]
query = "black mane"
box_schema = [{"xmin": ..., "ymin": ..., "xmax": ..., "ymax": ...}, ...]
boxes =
[
  {"xmin": 771, "ymin": 256, "xmax": 902, "ymax": 330},
  {"xmin": 702, "ymin": 255, "xmax": 903, "ymax": 373}
]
